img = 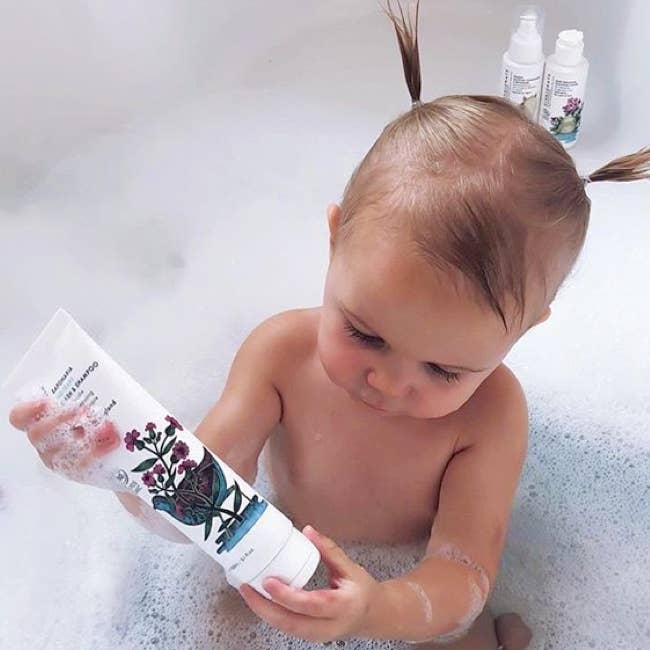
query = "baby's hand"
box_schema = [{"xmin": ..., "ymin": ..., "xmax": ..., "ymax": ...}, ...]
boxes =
[
  {"xmin": 8, "ymin": 399, "xmax": 121, "ymax": 488},
  {"xmin": 240, "ymin": 526, "xmax": 381, "ymax": 642}
]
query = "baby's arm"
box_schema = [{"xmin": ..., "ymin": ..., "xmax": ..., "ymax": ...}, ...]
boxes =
[
  {"xmin": 365, "ymin": 369, "xmax": 529, "ymax": 643},
  {"xmin": 115, "ymin": 313, "xmax": 287, "ymax": 541}
]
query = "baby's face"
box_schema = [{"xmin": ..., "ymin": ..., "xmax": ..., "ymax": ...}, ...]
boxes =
[{"xmin": 317, "ymin": 222, "xmax": 521, "ymax": 419}]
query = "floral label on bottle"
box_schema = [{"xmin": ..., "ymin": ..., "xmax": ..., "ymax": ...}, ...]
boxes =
[
  {"xmin": 540, "ymin": 72, "xmax": 586, "ymax": 144},
  {"xmin": 120, "ymin": 415, "xmax": 267, "ymax": 554}
]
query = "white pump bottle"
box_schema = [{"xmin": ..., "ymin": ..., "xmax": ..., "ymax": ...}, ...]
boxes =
[
  {"xmin": 500, "ymin": 10, "xmax": 545, "ymax": 120},
  {"xmin": 538, "ymin": 29, "xmax": 589, "ymax": 149}
]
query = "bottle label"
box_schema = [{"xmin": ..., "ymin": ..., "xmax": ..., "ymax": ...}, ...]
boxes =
[
  {"xmin": 117, "ymin": 415, "xmax": 269, "ymax": 557},
  {"xmin": 503, "ymin": 68, "xmax": 542, "ymax": 120},
  {"xmin": 2, "ymin": 309, "xmax": 293, "ymax": 581},
  {"xmin": 540, "ymin": 71, "xmax": 586, "ymax": 145}
]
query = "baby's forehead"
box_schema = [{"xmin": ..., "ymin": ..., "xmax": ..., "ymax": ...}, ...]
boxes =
[
  {"xmin": 338, "ymin": 228, "xmax": 542, "ymax": 347},
  {"xmin": 339, "ymin": 219, "xmax": 458, "ymax": 290},
  {"xmin": 339, "ymin": 212, "xmax": 551, "ymax": 335}
]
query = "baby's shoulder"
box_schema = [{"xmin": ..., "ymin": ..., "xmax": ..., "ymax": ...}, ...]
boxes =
[
  {"xmin": 454, "ymin": 363, "xmax": 529, "ymax": 452},
  {"xmin": 247, "ymin": 307, "xmax": 319, "ymax": 371}
]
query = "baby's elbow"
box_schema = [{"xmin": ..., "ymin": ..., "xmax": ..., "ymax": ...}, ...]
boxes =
[
  {"xmin": 404, "ymin": 560, "xmax": 490, "ymax": 645},
  {"xmin": 428, "ymin": 566, "xmax": 491, "ymax": 644}
]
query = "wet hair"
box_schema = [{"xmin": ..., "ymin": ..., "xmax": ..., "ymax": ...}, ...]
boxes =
[{"xmin": 336, "ymin": 0, "xmax": 650, "ymax": 332}]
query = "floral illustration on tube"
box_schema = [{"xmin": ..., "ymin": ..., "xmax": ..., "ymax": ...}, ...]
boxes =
[
  {"xmin": 124, "ymin": 415, "xmax": 267, "ymax": 554},
  {"xmin": 550, "ymin": 96, "xmax": 583, "ymax": 142}
]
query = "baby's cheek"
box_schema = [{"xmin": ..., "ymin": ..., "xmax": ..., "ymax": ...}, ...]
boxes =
[
  {"xmin": 319, "ymin": 337, "xmax": 360, "ymax": 388},
  {"xmin": 415, "ymin": 385, "xmax": 472, "ymax": 419}
]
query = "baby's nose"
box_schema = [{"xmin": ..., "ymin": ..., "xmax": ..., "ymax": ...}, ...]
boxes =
[{"xmin": 366, "ymin": 368, "xmax": 413, "ymax": 400}]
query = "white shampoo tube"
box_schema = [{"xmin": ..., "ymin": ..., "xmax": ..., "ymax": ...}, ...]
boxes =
[{"xmin": 2, "ymin": 309, "xmax": 320, "ymax": 598}]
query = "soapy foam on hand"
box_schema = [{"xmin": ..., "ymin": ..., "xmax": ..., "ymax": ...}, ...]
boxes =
[{"xmin": 28, "ymin": 400, "xmax": 124, "ymax": 491}]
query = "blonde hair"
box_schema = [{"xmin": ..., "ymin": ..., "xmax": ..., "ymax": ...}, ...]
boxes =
[{"xmin": 337, "ymin": 1, "xmax": 650, "ymax": 332}]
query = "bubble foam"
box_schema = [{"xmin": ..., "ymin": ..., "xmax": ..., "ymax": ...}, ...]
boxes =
[{"xmin": 26, "ymin": 400, "xmax": 121, "ymax": 491}]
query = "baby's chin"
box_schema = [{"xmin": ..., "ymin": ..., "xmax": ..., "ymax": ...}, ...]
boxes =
[
  {"xmin": 362, "ymin": 395, "xmax": 465, "ymax": 421},
  {"xmin": 346, "ymin": 386, "xmax": 451, "ymax": 420}
]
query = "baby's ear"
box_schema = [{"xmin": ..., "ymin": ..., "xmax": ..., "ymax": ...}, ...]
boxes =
[
  {"xmin": 327, "ymin": 203, "xmax": 342, "ymax": 251},
  {"xmin": 521, "ymin": 307, "xmax": 551, "ymax": 335}
]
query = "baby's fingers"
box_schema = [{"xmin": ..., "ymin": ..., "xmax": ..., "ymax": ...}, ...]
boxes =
[
  {"xmin": 8, "ymin": 399, "xmax": 51, "ymax": 431},
  {"xmin": 44, "ymin": 419, "xmax": 121, "ymax": 485},
  {"xmin": 10, "ymin": 399, "xmax": 121, "ymax": 489},
  {"xmin": 87, "ymin": 420, "xmax": 121, "ymax": 457},
  {"xmin": 262, "ymin": 578, "xmax": 344, "ymax": 618},
  {"xmin": 27, "ymin": 407, "xmax": 85, "ymax": 447}
]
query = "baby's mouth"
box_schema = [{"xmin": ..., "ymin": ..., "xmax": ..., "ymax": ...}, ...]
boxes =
[
  {"xmin": 346, "ymin": 388, "xmax": 394, "ymax": 414},
  {"xmin": 355, "ymin": 392, "xmax": 393, "ymax": 414},
  {"xmin": 362, "ymin": 399, "xmax": 388, "ymax": 412}
]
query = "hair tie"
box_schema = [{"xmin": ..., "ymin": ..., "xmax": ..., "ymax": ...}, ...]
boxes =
[
  {"xmin": 411, "ymin": 99, "xmax": 422, "ymax": 108},
  {"xmin": 581, "ymin": 175, "xmax": 592, "ymax": 185}
]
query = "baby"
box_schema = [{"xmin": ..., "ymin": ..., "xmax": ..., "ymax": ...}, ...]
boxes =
[{"xmin": 9, "ymin": 3, "xmax": 650, "ymax": 649}]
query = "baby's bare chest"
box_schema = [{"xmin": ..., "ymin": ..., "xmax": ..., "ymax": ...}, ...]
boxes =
[{"xmin": 264, "ymin": 359, "xmax": 462, "ymax": 542}]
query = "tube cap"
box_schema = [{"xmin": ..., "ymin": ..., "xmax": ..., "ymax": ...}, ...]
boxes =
[{"xmin": 226, "ymin": 527, "xmax": 321, "ymax": 598}]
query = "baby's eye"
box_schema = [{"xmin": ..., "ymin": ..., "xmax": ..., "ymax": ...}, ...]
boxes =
[
  {"xmin": 343, "ymin": 322, "xmax": 384, "ymax": 349},
  {"xmin": 343, "ymin": 319, "xmax": 460, "ymax": 383},
  {"xmin": 424, "ymin": 363, "xmax": 460, "ymax": 384}
]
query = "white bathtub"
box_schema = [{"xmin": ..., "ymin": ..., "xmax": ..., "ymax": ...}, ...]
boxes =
[{"xmin": 1, "ymin": 2, "xmax": 648, "ymax": 649}]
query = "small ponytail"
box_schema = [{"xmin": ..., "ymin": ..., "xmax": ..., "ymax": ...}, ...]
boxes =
[
  {"xmin": 384, "ymin": 0, "xmax": 422, "ymax": 107},
  {"xmin": 584, "ymin": 146, "xmax": 650, "ymax": 184}
]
